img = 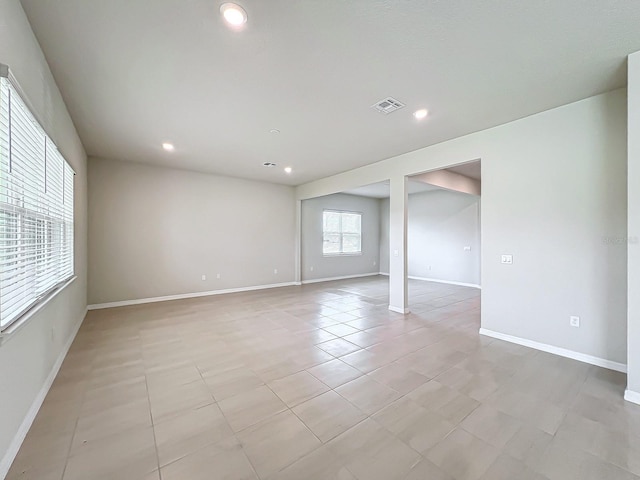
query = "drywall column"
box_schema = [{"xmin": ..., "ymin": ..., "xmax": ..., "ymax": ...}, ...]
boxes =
[
  {"xmin": 389, "ymin": 175, "xmax": 409, "ymax": 313},
  {"xmin": 627, "ymin": 51, "xmax": 640, "ymax": 405},
  {"xmin": 295, "ymin": 199, "xmax": 302, "ymax": 285}
]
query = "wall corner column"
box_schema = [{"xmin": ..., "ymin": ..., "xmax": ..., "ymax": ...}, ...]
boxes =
[
  {"xmin": 627, "ymin": 50, "xmax": 640, "ymax": 404},
  {"xmin": 388, "ymin": 175, "xmax": 409, "ymax": 314}
]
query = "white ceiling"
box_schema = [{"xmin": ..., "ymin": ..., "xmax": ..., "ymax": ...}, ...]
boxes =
[
  {"xmin": 19, "ymin": 1, "xmax": 640, "ymax": 185},
  {"xmin": 343, "ymin": 180, "xmax": 437, "ymax": 199}
]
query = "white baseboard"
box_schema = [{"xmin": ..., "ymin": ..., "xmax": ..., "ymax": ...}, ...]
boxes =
[
  {"xmin": 0, "ymin": 308, "xmax": 87, "ymax": 479},
  {"xmin": 479, "ymin": 328, "xmax": 627, "ymax": 373},
  {"xmin": 624, "ymin": 389, "xmax": 640, "ymax": 405},
  {"xmin": 409, "ymin": 276, "xmax": 481, "ymax": 289},
  {"xmin": 88, "ymin": 282, "xmax": 298, "ymax": 310},
  {"xmin": 379, "ymin": 272, "xmax": 389, "ymax": 276},
  {"xmin": 301, "ymin": 272, "xmax": 380, "ymax": 285},
  {"xmin": 389, "ymin": 306, "xmax": 410, "ymax": 314}
]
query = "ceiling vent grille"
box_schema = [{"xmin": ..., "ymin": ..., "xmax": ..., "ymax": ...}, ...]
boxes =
[{"xmin": 371, "ymin": 97, "xmax": 405, "ymax": 115}]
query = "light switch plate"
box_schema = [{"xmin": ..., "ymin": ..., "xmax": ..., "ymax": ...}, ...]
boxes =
[{"xmin": 501, "ymin": 254, "xmax": 513, "ymax": 264}]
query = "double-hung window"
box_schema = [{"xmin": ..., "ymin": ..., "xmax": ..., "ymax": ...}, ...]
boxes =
[
  {"xmin": 0, "ymin": 67, "xmax": 74, "ymax": 330},
  {"xmin": 323, "ymin": 210, "xmax": 362, "ymax": 255}
]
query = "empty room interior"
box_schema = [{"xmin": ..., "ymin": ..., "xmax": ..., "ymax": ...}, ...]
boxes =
[{"xmin": 2, "ymin": 1, "xmax": 640, "ymax": 479}]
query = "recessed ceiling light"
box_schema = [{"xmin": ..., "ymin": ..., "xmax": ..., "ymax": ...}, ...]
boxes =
[
  {"xmin": 413, "ymin": 109, "xmax": 428, "ymax": 120},
  {"xmin": 162, "ymin": 142, "xmax": 175, "ymax": 151},
  {"xmin": 220, "ymin": 3, "xmax": 247, "ymax": 27},
  {"xmin": 270, "ymin": 129, "xmax": 280, "ymax": 134},
  {"xmin": 284, "ymin": 167, "xmax": 292, "ymax": 174}
]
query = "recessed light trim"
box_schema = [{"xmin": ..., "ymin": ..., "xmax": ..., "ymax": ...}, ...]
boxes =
[
  {"xmin": 269, "ymin": 129, "xmax": 281, "ymax": 134},
  {"xmin": 162, "ymin": 142, "xmax": 175, "ymax": 151},
  {"xmin": 284, "ymin": 167, "xmax": 292, "ymax": 174},
  {"xmin": 220, "ymin": 3, "xmax": 247, "ymax": 27},
  {"xmin": 413, "ymin": 108, "xmax": 428, "ymax": 120}
]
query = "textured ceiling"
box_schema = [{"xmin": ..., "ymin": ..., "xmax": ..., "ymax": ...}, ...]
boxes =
[{"xmin": 19, "ymin": 0, "xmax": 640, "ymax": 185}]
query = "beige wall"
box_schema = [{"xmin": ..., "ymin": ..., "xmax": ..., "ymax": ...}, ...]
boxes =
[
  {"xmin": 88, "ymin": 157, "xmax": 296, "ymax": 305},
  {"xmin": 0, "ymin": 0, "xmax": 88, "ymax": 474},
  {"xmin": 298, "ymin": 88, "xmax": 628, "ymax": 367}
]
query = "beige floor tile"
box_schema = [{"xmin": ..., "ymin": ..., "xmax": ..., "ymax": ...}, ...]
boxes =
[
  {"xmin": 203, "ymin": 366, "xmax": 265, "ymax": 401},
  {"xmin": 403, "ymin": 458, "xmax": 455, "ymax": 480},
  {"xmin": 292, "ymin": 390, "xmax": 367, "ymax": 442},
  {"xmin": 70, "ymin": 398, "xmax": 152, "ymax": 453},
  {"xmin": 63, "ymin": 426, "xmax": 157, "ymax": 480},
  {"xmin": 6, "ymin": 457, "xmax": 67, "ymax": 480},
  {"xmin": 373, "ymin": 397, "xmax": 456, "ymax": 454},
  {"xmin": 322, "ymin": 324, "xmax": 361, "ymax": 338},
  {"xmin": 148, "ymin": 379, "xmax": 215, "ymax": 423},
  {"xmin": 307, "ymin": 359, "xmax": 363, "ymax": 388},
  {"xmin": 218, "ymin": 385, "xmax": 287, "ymax": 432},
  {"xmin": 268, "ymin": 371, "xmax": 330, "ymax": 407},
  {"xmin": 326, "ymin": 419, "xmax": 421, "ymax": 480},
  {"xmin": 426, "ymin": 428, "xmax": 501, "ymax": 480},
  {"xmin": 479, "ymin": 453, "xmax": 550, "ymax": 480},
  {"xmin": 317, "ymin": 338, "xmax": 362, "ymax": 357},
  {"xmin": 160, "ymin": 437, "xmax": 258, "ymax": 480},
  {"xmin": 460, "ymin": 404, "xmax": 522, "ymax": 448},
  {"xmin": 237, "ymin": 410, "xmax": 322, "ymax": 478},
  {"xmin": 10, "ymin": 277, "xmax": 639, "ymax": 480},
  {"xmin": 336, "ymin": 376, "xmax": 400, "ymax": 415},
  {"xmin": 270, "ymin": 446, "xmax": 356, "ymax": 480},
  {"xmin": 408, "ymin": 380, "xmax": 480, "ymax": 424},
  {"xmin": 368, "ymin": 363, "xmax": 430, "ymax": 394},
  {"xmin": 154, "ymin": 403, "xmax": 234, "ymax": 466}
]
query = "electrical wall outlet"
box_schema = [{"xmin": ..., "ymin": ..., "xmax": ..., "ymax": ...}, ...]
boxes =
[
  {"xmin": 310, "ymin": 266, "xmax": 314, "ymax": 271},
  {"xmin": 373, "ymin": 260, "xmax": 377, "ymax": 266},
  {"xmin": 216, "ymin": 273, "xmax": 221, "ymax": 279},
  {"xmin": 464, "ymin": 246, "xmax": 471, "ymax": 251},
  {"xmin": 274, "ymin": 268, "xmax": 278, "ymax": 274},
  {"xmin": 501, "ymin": 254, "xmax": 513, "ymax": 264},
  {"xmin": 201, "ymin": 274, "xmax": 206, "ymax": 281},
  {"xmin": 570, "ymin": 316, "xmax": 580, "ymax": 328}
]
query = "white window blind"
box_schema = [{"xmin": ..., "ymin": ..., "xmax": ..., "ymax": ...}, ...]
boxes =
[
  {"xmin": 0, "ymin": 72, "xmax": 74, "ymax": 330},
  {"xmin": 323, "ymin": 210, "xmax": 362, "ymax": 255}
]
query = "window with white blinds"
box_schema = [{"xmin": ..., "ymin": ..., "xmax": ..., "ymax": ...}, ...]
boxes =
[
  {"xmin": 0, "ymin": 72, "xmax": 74, "ymax": 330},
  {"xmin": 323, "ymin": 210, "xmax": 362, "ymax": 255}
]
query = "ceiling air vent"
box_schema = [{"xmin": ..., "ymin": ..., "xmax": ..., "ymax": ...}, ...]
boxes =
[{"xmin": 371, "ymin": 97, "xmax": 406, "ymax": 115}]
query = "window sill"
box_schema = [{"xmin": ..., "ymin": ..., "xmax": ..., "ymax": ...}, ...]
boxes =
[
  {"xmin": 323, "ymin": 253, "xmax": 363, "ymax": 257},
  {"xmin": 0, "ymin": 276, "xmax": 77, "ymax": 346}
]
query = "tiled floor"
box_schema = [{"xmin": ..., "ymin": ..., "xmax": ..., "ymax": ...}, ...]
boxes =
[{"xmin": 7, "ymin": 276, "xmax": 640, "ymax": 480}]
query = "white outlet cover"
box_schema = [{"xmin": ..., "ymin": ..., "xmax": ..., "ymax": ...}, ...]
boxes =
[
  {"xmin": 216, "ymin": 273, "xmax": 221, "ymax": 279},
  {"xmin": 570, "ymin": 316, "xmax": 580, "ymax": 327},
  {"xmin": 202, "ymin": 275, "xmax": 206, "ymax": 281},
  {"xmin": 274, "ymin": 269, "xmax": 278, "ymax": 274},
  {"xmin": 501, "ymin": 254, "xmax": 513, "ymax": 264}
]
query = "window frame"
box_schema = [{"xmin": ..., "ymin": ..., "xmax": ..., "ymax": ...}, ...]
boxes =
[
  {"xmin": 322, "ymin": 209, "xmax": 363, "ymax": 256},
  {"xmin": 0, "ymin": 64, "xmax": 76, "ymax": 335}
]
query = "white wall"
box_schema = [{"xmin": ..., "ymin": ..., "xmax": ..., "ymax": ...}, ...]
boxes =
[
  {"xmin": 301, "ymin": 193, "xmax": 380, "ymax": 282},
  {"xmin": 88, "ymin": 157, "xmax": 296, "ymax": 305},
  {"xmin": 0, "ymin": 0, "xmax": 88, "ymax": 474},
  {"xmin": 628, "ymin": 51, "xmax": 640, "ymax": 399},
  {"xmin": 298, "ymin": 88, "xmax": 628, "ymax": 367},
  {"xmin": 411, "ymin": 190, "xmax": 480, "ymax": 285},
  {"xmin": 379, "ymin": 190, "xmax": 481, "ymax": 286}
]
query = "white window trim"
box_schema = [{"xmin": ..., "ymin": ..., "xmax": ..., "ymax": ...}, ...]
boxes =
[{"xmin": 322, "ymin": 209, "xmax": 363, "ymax": 257}]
